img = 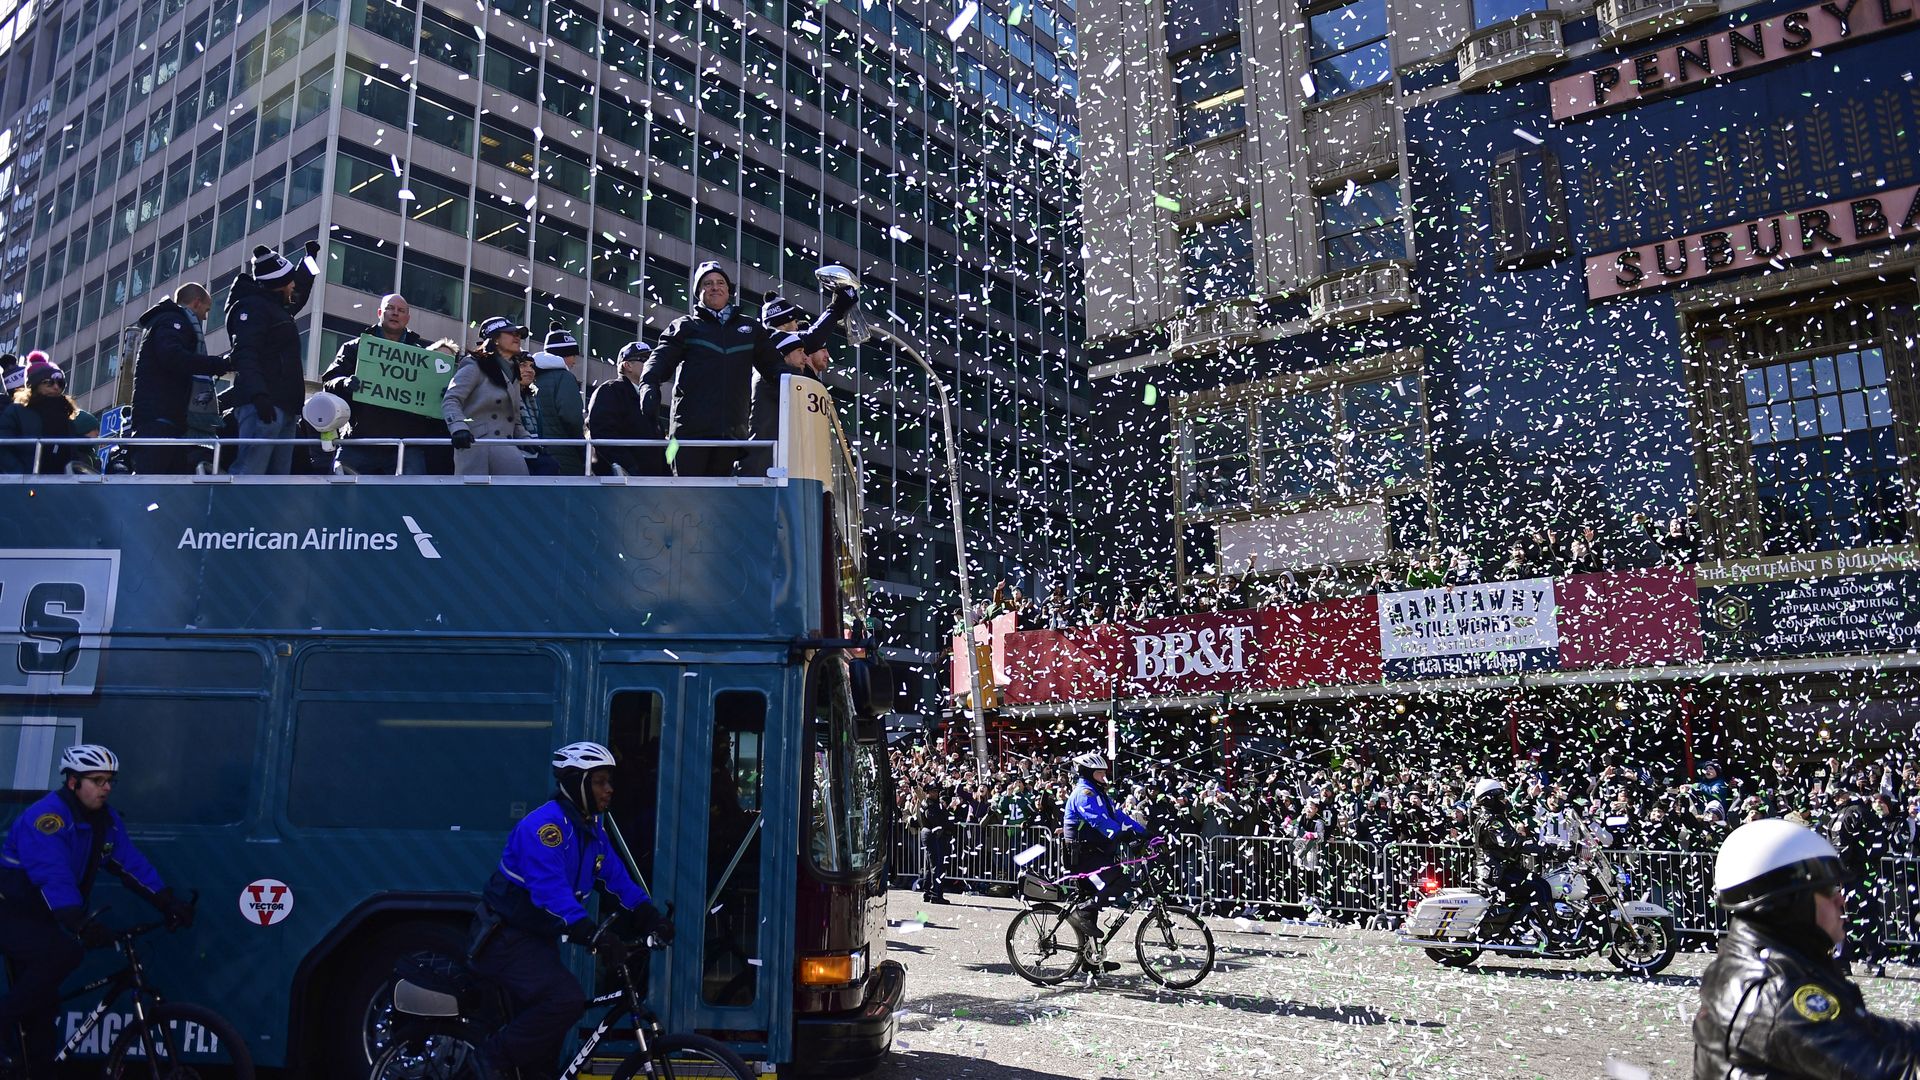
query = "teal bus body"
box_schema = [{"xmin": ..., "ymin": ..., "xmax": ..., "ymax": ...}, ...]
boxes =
[{"xmin": 0, "ymin": 473, "xmax": 899, "ymax": 1074}]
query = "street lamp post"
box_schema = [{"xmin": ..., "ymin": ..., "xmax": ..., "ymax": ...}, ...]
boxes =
[{"xmin": 816, "ymin": 266, "xmax": 992, "ymax": 769}]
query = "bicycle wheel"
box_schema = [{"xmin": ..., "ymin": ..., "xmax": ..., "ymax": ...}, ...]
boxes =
[
  {"xmin": 366, "ymin": 1020, "xmax": 495, "ymax": 1080},
  {"xmin": 611, "ymin": 1031, "xmax": 755, "ymax": 1080},
  {"xmin": 1134, "ymin": 905, "xmax": 1215, "ymax": 989},
  {"xmin": 1005, "ymin": 903, "xmax": 1086, "ymax": 985},
  {"xmin": 102, "ymin": 1001, "xmax": 255, "ymax": 1080}
]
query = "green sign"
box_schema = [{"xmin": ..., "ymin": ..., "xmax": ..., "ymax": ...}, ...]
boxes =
[{"xmin": 356, "ymin": 337, "xmax": 456, "ymax": 418}]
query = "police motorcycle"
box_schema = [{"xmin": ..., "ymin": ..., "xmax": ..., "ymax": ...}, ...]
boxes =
[{"xmin": 1396, "ymin": 814, "xmax": 1678, "ymax": 975}]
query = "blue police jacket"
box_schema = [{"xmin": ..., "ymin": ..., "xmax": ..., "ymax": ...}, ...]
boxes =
[
  {"xmin": 484, "ymin": 796, "xmax": 650, "ymax": 937},
  {"xmin": 1063, "ymin": 778, "xmax": 1146, "ymax": 851},
  {"xmin": 0, "ymin": 788, "xmax": 166, "ymax": 915}
]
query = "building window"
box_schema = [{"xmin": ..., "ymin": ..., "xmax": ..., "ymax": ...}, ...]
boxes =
[
  {"xmin": 1746, "ymin": 348, "xmax": 1905, "ymax": 553},
  {"xmin": 1474, "ymin": 0, "xmax": 1548, "ymax": 28},
  {"xmin": 1178, "ymin": 365, "xmax": 1426, "ymax": 516},
  {"xmin": 1307, "ymin": 0, "xmax": 1390, "ymax": 102},
  {"xmin": 1181, "ymin": 214, "xmax": 1254, "ymax": 306},
  {"xmin": 1166, "ymin": 0, "xmax": 1243, "ymax": 145},
  {"xmin": 1319, "ymin": 175, "xmax": 1403, "ymax": 272}
]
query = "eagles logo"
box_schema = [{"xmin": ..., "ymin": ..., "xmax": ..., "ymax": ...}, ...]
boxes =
[
  {"xmin": 34, "ymin": 813, "xmax": 63, "ymax": 835},
  {"xmin": 1792, "ymin": 984, "xmax": 1841, "ymax": 1022},
  {"xmin": 538, "ymin": 823, "xmax": 565, "ymax": 848}
]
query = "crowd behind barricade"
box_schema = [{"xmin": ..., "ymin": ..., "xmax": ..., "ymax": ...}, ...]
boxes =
[
  {"xmin": 892, "ymin": 740, "xmax": 1920, "ymax": 922},
  {"xmin": 962, "ymin": 512, "xmax": 1710, "ymax": 635},
  {"xmin": 0, "ymin": 245, "xmax": 856, "ymax": 480}
]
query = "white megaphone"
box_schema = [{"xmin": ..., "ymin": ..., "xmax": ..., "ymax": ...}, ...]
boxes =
[{"xmin": 302, "ymin": 391, "xmax": 351, "ymax": 446}]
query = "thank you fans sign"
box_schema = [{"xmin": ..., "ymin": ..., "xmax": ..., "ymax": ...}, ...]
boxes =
[{"xmin": 1378, "ymin": 578, "xmax": 1561, "ymax": 678}]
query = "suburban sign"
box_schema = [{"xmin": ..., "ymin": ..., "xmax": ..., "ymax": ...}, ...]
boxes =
[
  {"xmin": 1551, "ymin": 0, "xmax": 1918, "ymax": 121},
  {"xmin": 1585, "ymin": 181, "xmax": 1920, "ymax": 300}
]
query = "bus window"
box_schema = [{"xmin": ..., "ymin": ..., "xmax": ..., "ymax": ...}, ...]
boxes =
[
  {"xmin": 286, "ymin": 702, "xmax": 554, "ymax": 829},
  {"xmin": 1, "ymin": 697, "xmax": 259, "ymax": 825},
  {"xmin": 808, "ymin": 660, "xmax": 886, "ymax": 876},
  {"xmin": 606, "ymin": 691, "xmax": 664, "ymax": 894},
  {"xmin": 703, "ymin": 690, "xmax": 766, "ymax": 1007}
]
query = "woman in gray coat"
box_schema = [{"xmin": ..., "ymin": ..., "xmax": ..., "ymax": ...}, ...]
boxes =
[{"xmin": 442, "ymin": 317, "xmax": 532, "ymax": 476}]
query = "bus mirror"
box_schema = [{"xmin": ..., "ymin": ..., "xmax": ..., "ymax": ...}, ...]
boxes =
[{"xmin": 848, "ymin": 655, "xmax": 893, "ymax": 722}]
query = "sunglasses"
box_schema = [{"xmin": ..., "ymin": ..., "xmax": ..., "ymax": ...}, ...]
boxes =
[{"xmin": 36, "ymin": 377, "xmax": 66, "ymax": 388}]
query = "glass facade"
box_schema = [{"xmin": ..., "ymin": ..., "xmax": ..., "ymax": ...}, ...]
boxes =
[{"xmin": 0, "ymin": 0, "xmax": 1089, "ymax": 716}]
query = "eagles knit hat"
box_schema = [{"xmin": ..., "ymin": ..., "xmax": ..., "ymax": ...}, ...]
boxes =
[
  {"xmin": 543, "ymin": 323, "xmax": 581, "ymax": 356},
  {"xmin": 251, "ymin": 244, "xmax": 296, "ymax": 283},
  {"xmin": 617, "ymin": 341, "xmax": 653, "ymax": 365},
  {"xmin": 761, "ymin": 295, "xmax": 807, "ymax": 327},
  {"xmin": 478, "ymin": 316, "xmax": 532, "ymax": 340},
  {"xmin": 24, "ymin": 353, "xmax": 63, "ymax": 388}
]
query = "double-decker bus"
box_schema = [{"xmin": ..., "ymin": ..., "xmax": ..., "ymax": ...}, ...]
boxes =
[{"xmin": 0, "ymin": 373, "xmax": 901, "ymax": 1076}]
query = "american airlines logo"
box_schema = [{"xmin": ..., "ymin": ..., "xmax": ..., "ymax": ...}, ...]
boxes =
[
  {"xmin": 174, "ymin": 517, "xmax": 442, "ymax": 559},
  {"xmin": 1132, "ymin": 625, "xmax": 1256, "ymax": 681}
]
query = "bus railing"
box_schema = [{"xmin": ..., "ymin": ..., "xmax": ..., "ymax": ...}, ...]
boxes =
[
  {"xmin": 0, "ymin": 435, "xmax": 772, "ymax": 477},
  {"xmin": 892, "ymin": 826, "xmax": 1920, "ymax": 944}
]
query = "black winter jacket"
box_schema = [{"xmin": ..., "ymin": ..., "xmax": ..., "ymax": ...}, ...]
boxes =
[
  {"xmin": 129, "ymin": 301, "xmax": 229, "ymax": 435},
  {"xmin": 1471, "ymin": 808, "xmax": 1532, "ymax": 886},
  {"xmin": 225, "ymin": 276, "xmax": 305, "ymax": 413},
  {"xmin": 1693, "ymin": 916, "xmax": 1920, "ymax": 1078},
  {"xmin": 586, "ymin": 377, "xmax": 653, "ymax": 475},
  {"xmin": 320, "ymin": 326, "xmax": 445, "ymax": 440},
  {"xmin": 1828, "ymin": 801, "xmax": 1882, "ymax": 881},
  {"xmin": 638, "ymin": 306, "xmax": 790, "ymax": 440}
]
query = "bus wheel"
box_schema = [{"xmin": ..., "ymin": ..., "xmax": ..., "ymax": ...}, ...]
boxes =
[{"xmin": 323, "ymin": 921, "xmax": 470, "ymax": 1075}]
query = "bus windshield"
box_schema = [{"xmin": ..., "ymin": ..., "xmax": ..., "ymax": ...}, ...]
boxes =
[{"xmin": 808, "ymin": 656, "xmax": 886, "ymax": 876}]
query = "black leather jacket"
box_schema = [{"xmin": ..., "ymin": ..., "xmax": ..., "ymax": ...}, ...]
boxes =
[
  {"xmin": 1471, "ymin": 807, "xmax": 1531, "ymax": 885},
  {"xmin": 1694, "ymin": 916, "xmax": 1920, "ymax": 1079}
]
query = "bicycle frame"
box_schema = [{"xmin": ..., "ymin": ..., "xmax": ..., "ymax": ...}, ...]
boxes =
[
  {"xmin": 557, "ymin": 973, "xmax": 654, "ymax": 1080},
  {"xmin": 50, "ymin": 931, "xmax": 163, "ymax": 1063}
]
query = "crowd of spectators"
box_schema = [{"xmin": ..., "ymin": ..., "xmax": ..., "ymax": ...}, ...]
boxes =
[{"xmin": 893, "ymin": 740, "xmax": 1920, "ymax": 870}]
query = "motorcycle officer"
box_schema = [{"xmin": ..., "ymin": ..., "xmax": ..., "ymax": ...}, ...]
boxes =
[
  {"xmin": 468, "ymin": 742, "xmax": 670, "ymax": 1079},
  {"xmin": 1695, "ymin": 818, "xmax": 1920, "ymax": 1078},
  {"xmin": 1470, "ymin": 778, "xmax": 1552, "ymax": 941},
  {"xmin": 1062, "ymin": 751, "xmax": 1149, "ymax": 970}
]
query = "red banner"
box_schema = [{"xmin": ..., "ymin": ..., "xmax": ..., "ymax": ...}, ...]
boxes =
[
  {"xmin": 1557, "ymin": 568, "xmax": 1704, "ymax": 670},
  {"xmin": 1256, "ymin": 597, "xmax": 1383, "ymax": 687}
]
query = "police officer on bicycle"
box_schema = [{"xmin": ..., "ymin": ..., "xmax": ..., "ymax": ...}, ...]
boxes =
[
  {"xmin": 469, "ymin": 742, "xmax": 670, "ymax": 1078},
  {"xmin": 1695, "ymin": 818, "xmax": 1920, "ymax": 1077},
  {"xmin": 0, "ymin": 745, "xmax": 193, "ymax": 1077},
  {"xmin": 1062, "ymin": 751, "xmax": 1149, "ymax": 970}
]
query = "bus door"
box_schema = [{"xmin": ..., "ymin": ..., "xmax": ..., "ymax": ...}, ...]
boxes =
[{"xmin": 601, "ymin": 661, "xmax": 797, "ymax": 1065}]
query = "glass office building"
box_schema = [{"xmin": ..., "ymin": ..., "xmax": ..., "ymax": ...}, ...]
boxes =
[{"xmin": 0, "ymin": 0, "xmax": 1090, "ymax": 714}]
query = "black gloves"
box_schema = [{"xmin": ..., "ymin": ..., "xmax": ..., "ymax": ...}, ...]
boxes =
[
  {"xmin": 155, "ymin": 888, "xmax": 194, "ymax": 931},
  {"xmin": 56, "ymin": 908, "xmax": 114, "ymax": 949},
  {"xmin": 251, "ymin": 395, "xmax": 276, "ymax": 424},
  {"xmin": 631, "ymin": 905, "xmax": 673, "ymax": 946},
  {"xmin": 596, "ymin": 933, "xmax": 630, "ymax": 969},
  {"xmin": 565, "ymin": 918, "xmax": 598, "ymax": 946},
  {"xmin": 338, "ymin": 376, "xmax": 361, "ymax": 394},
  {"xmin": 450, "ymin": 429, "xmax": 474, "ymax": 450}
]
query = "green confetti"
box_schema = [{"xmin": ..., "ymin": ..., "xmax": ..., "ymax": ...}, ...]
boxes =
[
  {"xmin": 665, "ymin": 438, "xmax": 680, "ymax": 464},
  {"xmin": 1144, "ymin": 383, "xmax": 1158, "ymax": 405},
  {"xmin": 1154, "ymin": 194, "xmax": 1181, "ymax": 212}
]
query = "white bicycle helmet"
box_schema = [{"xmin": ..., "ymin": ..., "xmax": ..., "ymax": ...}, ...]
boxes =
[
  {"xmin": 60, "ymin": 744, "xmax": 120, "ymax": 775},
  {"xmin": 1072, "ymin": 751, "xmax": 1109, "ymax": 772},
  {"xmin": 552, "ymin": 742, "xmax": 617, "ymax": 772}
]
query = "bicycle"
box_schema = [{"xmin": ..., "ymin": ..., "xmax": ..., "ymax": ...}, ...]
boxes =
[
  {"xmin": 367, "ymin": 910, "xmax": 752, "ymax": 1080},
  {"xmin": 19, "ymin": 893, "xmax": 255, "ymax": 1079},
  {"xmin": 1004, "ymin": 836, "xmax": 1216, "ymax": 989}
]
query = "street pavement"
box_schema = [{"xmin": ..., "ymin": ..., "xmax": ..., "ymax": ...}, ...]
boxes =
[{"xmin": 863, "ymin": 888, "xmax": 1920, "ymax": 1080}]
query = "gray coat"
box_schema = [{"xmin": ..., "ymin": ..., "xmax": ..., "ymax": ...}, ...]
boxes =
[{"xmin": 441, "ymin": 353, "xmax": 530, "ymax": 440}]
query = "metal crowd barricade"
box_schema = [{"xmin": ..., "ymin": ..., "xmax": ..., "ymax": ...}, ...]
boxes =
[
  {"xmin": 886, "ymin": 823, "xmax": 1757, "ymax": 937},
  {"xmin": 1608, "ymin": 847, "xmax": 1722, "ymax": 935},
  {"xmin": 1878, "ymin": 855, "xmax": 1920, "ymax": 948},
  {"xmin": 1381, "ymin": 842, "xmax": 1476, "ymax": 915}
]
